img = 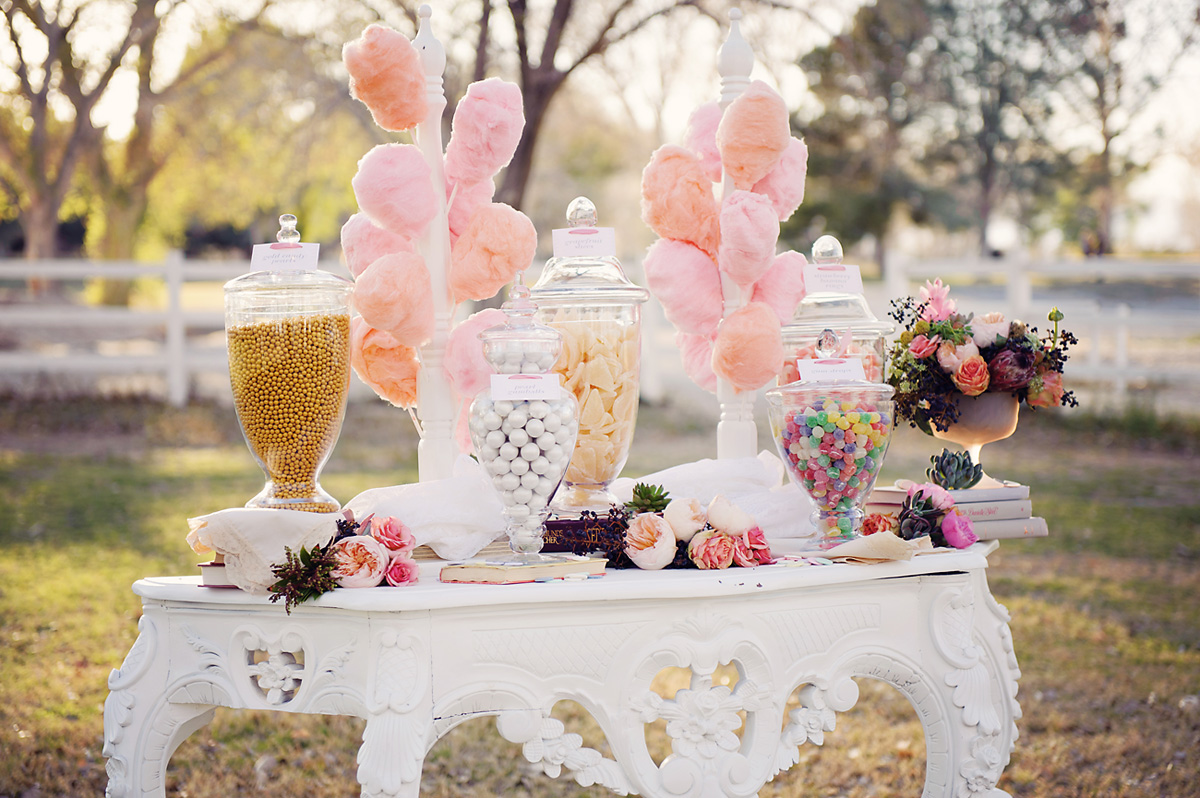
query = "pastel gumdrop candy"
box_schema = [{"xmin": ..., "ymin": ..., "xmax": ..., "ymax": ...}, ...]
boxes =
[
  {"xmin": 340, "ymin": 213, "xmax": 413, "ymax": 279},
  {"xmin": 640, "ymin": 145, "xmax": 720, "ymax": 256},
  {"xmin": 643, "ymin": 238, "xmax": 724, "ymax": 338},
  {"xmin": 444, "ymin": 308, "xmax": 507, "ymax": 397},
  {"xmin": 711, "ymin": 301, "xmax": 785, "ymax": 392},
  {"xmin": 352, "ymin": 252, "xmax": 434, "ymax": 347},
  {"xmin": 449, "ymin": 203, "xmax": 537, "ymax": 302},
  {"xmin": 349, "ymin": 317, "xmax": 420, "ymax": 408},
  {"xmin": 444, "ymin": 78, "xmax": 525, "ymax": 185},
  {"xmin": 717, "ymin": 190, "xmax": 779, "ymax": 289},
  {"xmin": 343, "ymin": 25, "xmax": 428, "ymax": 132},
  {"xmin": 752, "ymin": 137, "xmax": 808, "ymax": 221},
  {"xmin": 717, "ymin": 80, "xmax": 790, "ymax": 190},
  {"xmin": 683, "ymin": 101, "xmax": 723, "ymax": 183},
  {"xmin": 352, "ymin": 144, "xmax": 438, "ymax": 239},
  {"xmin": 676, "ymin": 331, "xmax": 717, "ymax": 393},
  {"xmin": 750, "ymin": 251, "xmax": 807, "ymax": 324}
]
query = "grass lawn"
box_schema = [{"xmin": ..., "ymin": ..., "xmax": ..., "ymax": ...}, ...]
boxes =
[{"xmin": 1, "ymin": 396, "xmax": 1197, "ymax": 797}]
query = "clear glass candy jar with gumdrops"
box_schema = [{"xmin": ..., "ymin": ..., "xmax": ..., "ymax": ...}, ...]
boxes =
[
  {"xmin": 531, "ymin": 197, "xmax": 648, "ymax": 516},
  {"xmin": 223, "ymin": 214, "xmax": 354, "ymax": 513},
  {"xmin": 766, "ymin": 379, "xmax": 895, "ymax": 549},
  {"xmin": 780, "ymin": 235, "xmax": 893, "ymax": 385},
  {"xmin": 469, "ymin": 279, "xmax": 581, "ymax": 560}
]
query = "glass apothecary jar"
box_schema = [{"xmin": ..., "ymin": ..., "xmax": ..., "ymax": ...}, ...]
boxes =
[
  {"xmin": 780, "ymin": 235, "xmax": 893, "ymax": 384},
  {"xmin": 766, "ymin": 379, "xmax": 895, "ymax": 548},
  {"xmin": 531, "ymin": 197, "xmax": 648, "ymax": 515},
  {"xmin": 224, "ymin": 215, "xmax": 354, "ymax": 513},
  {"xmin": 469, "ymin": 281, "xmax": 580, "ymax": 559}
]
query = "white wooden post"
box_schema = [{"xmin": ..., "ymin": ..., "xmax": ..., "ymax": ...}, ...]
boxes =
[
  {"xmin": 715, "ymin": 8, "xmax": 758, "ymax": 460},
  {"xmin": 413, "ymin": 5, "xmax": 459, "ymax": 482},
  {"xmin": 165, "ymin": 250, "xmax": 187, "ymax": 407},
  {"xmin": 1115, "ymin": 302, "xmax": 1130, "ymax": 399},
  {"xmin": 1006, "ymin": 258, "xmax": 1032, "ymax": 318}
]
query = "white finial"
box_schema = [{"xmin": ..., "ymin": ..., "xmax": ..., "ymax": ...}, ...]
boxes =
[
  {"xmin": 414, "ymin": 4, "xmax": 446, "ymax": 77},
  {"xmin": 718, "ymin": 8, "xmax": 753, "ymax": 107}
]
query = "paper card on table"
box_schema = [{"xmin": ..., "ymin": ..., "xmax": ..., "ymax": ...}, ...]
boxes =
[
  {"xmin": 552, "ymin": 227, "xmax": 616, "ymax": 258},
  {"xmin": 796, "ymin": 357, "xmax": 867, "ymax": 382},
  {"xmin": 803, "ymin": 262, "xmax": 864, "ymax": 295},
  {"xmin": 491, "ymin": 373, "xmax": 561, "ymax": 401},
  {"xmin": 251, "ymin": 242, "xmax": 320, "ymax": 272}
]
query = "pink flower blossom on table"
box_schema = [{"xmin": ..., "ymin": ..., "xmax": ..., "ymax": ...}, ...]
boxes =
[
  {"xmin": 625, "ymin": 513, "xmax": 678, "ymax": 570},
  {"xmin": 908, "ymin": 333, "xmax": 941, "ymax": 359},
  {"xmin": 1026, "ymin": 370, "xmax": 1065, "ymax": 409},
  {"xmin": 905, "ymin": 481, "xmax": 955, "ymax": 512},
  {"xmin": 919, "ymin": 279, "xmax": 957, "ymax": 322},
  {"xmin": 368, "ymin": 515, "xmax": 415, "ymax": 559},
  {"xmin": 937, "ymin": 339, "xmax": 979, "ymax": 373},
  {"xmin": 971, "ymin": 312, "xmax": 1009, "ymax": 349},
  {"xmin": 332, "ymin": 535, "xmax": 389, "ymax": 588},
  {"xmin": 952, "ymin": 355, "xmax": 991, "ymax": 396},
  {"xmin": 732, "ymin": 526, "xmax": 773, "ymax": 567},
  {"xmin": 384, "ymin": 555, "xmax": 420, "ymax": 586},
  {"xmin": 987, "ymin": 348, "xmax": 1037, "ymax": 392},
  {"xmin": 940, "ymin": 509, "xmax": 978, "ymax": 549},
  {"xmin": 688, "ymin": 529, "xmax": 737, "ymax": 570},
  {"xmin": 862, "ymin": 512, "xmax": 898, "ymax": 536},
  {"xmin": 663, "ymin": 498, "xmax": 707, "ymax": 543}
]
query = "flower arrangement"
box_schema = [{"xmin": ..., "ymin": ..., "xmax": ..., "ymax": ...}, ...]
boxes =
[
  {"xmin": 269, "ymin": 511, "xmax": 419, "ymax": 612},
  {"xmin": 623, "ymin": 484, "xmax": 774, "ymax": 570},
  {"xmin": 862, "ymin": 481, "xmax": 977, "ymax": 549},
  {"xmin": 886, "ymin": 279, "xmax": 1078, "ymax": 433}
]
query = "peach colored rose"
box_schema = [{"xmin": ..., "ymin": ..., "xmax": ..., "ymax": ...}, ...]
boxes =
[
  {"xmin": 732, "ymin": 526, "xmax": 773, "ymax": 567},
  {"xmin": 908, "ymin": 333, "xmax": 941, "ymax": 359},
  {"xmin": 384, "ymin": 555, "xmax": 420, "ymax": 586},
  {"xmin": 940, "ymin": 509, "xmax": 977, "ymax": 549},
  {"xmin": 862, "ymin": 512, "xmax": 898, "ymax": 536},
  {"xmin": 624, "ymin": 513, "xmax": 677, "ymax": 570},
  {"xmin": 937, "ymin": 339, "xmax": 979, "ymax": 373},
  {"xmin": 663, "ymin": 498, "xmax": 707, "ymax": 542},
  {"xmin": 332, "ymin": 535, "xmax": 389, "ymax": 588},
  {"xmin": 706, "ymin": 495, "xmax": 756, "ymax": 536},
  {"xmin": 952, "ymin": 355, "xmax": 991, "ymax": 396},
  {"xmin": 369, "ymin": 515, "xmax": 415, "ymax": 558},
  {"xmin": 1026, "ymin": 370, "xmax": 1065, "ymax": 409},
  {"xmin": 971, "ymin": 312, "xmax": 1009, "ymax": 349},
  {"xmin": 688, "ymin": 529, "xmax": 736, "ymax": 570}
]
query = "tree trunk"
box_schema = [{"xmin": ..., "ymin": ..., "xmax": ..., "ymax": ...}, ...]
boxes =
[
  {"xmin": 21, "ymin": 198, "xmax": 58, "ymax": 296},
  {"xmin": 496, "ymin": 78, "xmax": 559, "ymax": 210},
  {"xmin": 93, "ymin": 190, "xmax": 150, "ymax": 306}
]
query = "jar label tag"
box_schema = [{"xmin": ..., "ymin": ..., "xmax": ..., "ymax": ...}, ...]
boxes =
[
  {"xmin": 491, "ymin": 373, "xmax": 561, "ymax": 401},
  {"xmin": 803, "ymin": 262, "xmax": 864, "ymax": 295},
  {"xmin": 795, "ymin": 357, "xmax": 867, "ymax": 382},
  {"xmin": 552, "ymin": 227, "xmax": 616, "ymax": 258},
  {"xmin": 251, "ymin": 242, "xmax": 320, "ymax": 272}
]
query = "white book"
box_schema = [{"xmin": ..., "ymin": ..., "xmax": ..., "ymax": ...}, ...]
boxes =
[{"xmin": 970, "ymin": 516, "xmax": 1049, "ymax": 541}]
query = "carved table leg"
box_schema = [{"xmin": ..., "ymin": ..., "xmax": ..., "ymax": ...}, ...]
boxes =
[{"xmin": 356, "ymin": 629, "xmax": 433, "ymax": 798}]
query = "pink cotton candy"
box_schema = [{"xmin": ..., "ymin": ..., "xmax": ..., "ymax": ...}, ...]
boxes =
[
  {"xmin": 717, "ymin": 81, "xmax": 791, "ymax": 190},
  {"xmin": 350, "ymin": 317, "xmax": 420, "ymax": 408},
  {"xmin": 752, "ymin": 137, "xmax": 808, "ymax": 221},
  {"xmin": 449, "ymin": 203, "xmax": 537, "ymax": 302},
  {"xmin": 750, "ymin": 250, "xmax": 807, "ymax": 324},
  {"xmin": 444, "ymin": 78, "xmax": 525, "ymax": 185},
  {"xmin": 340, "ymin": 213, "xmax": 413, "ymax": 278},
  {"xmin": 640, "ymin": 145, "xmax": 721, "ymax": 256},
  {"xmin": 684, "ymin": 102, "xmax": 724, "ymax": 183},
  {"xmin": 717, "ymin": 190, "xmax": 779, "ymax": 289},
  {"xmin": 352, "ymin": 144, "xmax": 438, "ymax": 239},
  {"xmin": 444, "ymin": 307, "xmax": 507, "ymax": 397},
  {"xmin": 343, "ymin": 25, "xmax": 428, "ymax": 132},
  {"xmin": 454, "ymin": 401, "xmax": 473, "ymax": 455},
  {"xmin": 676, "ymin": 331, "xmax": 718, "ymax": 393},
  {"xmin": 711, "ymin": 301, "xmax": 784, "ymax": 392},
  {"xmin": 643, "ymin": 238, "xmax": 724, "ymax": 338},
  {"xmin": 446, "ymin": 178, "xmax": 495, "ymax": 245},
  {"xmin": 352, "ymin": 252, "xmax": 434, "ymax": 347}
]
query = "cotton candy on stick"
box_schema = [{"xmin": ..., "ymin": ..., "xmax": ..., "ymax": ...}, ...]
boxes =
[
  {"xmin": 717, "ymin": 190, "xmax": 779, "ymax": 289},
  {"xmin": 752, "ymin": 137, "xmax": 808, "ymax": 221},
  {"xmin": 711, "ymin": 301, "xmax": 785, "ymax": 392},
  {"xmin": 684, "ymin": 102, "xmax": 724, "ymax": 183},
  {"xmin": 677, "ymin": 331, "xmax": 718, "ymax": 393},
  {"xmin": 351, "ymin": 144, "xmax": 439, "ymax": 239},
  {"xmin": 341, "ymin": 213, "xmax": 413, "ymax": 279},
  {"xmin": 443, "ymin": 307, "xmax": 507, "ymax": 398},
  {"xmin": 449, "ymin": 203, "xmax": 537, "ymax": 302},
  {"xmin": 343, "ymin": 24, "xmax": 428, "ymax": 132},
  {"xmin": 640, "ymin": 145, "xmax": 721, "ymax": 257},
  {"xmin": 750, "ymin": 250, "xmax": 808, "ymax": 325},
  {"xmin": 444, "ymin": 78, "xmax": 525, "ymax": 185},
  {"xmin": 446, "ymin": 178, "xmax": 495, "ymax": 245},
  {"xmin": 642, "ymin": 238, "xmax": 724, "ymax": 338},
  {"xmin": 349, "ymin": 317, "xmax": 420, "ymax": 408},
  {"xmin": 716, "ymin": 80, "xmax": 790, "ymax": 190},
  {"xmin": 352, "ymin": 252, "xmax": 435, "ymax": 347}
]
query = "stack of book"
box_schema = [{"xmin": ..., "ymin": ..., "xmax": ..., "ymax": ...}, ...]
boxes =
[{"xmin": 865, "ymin": 482, "xmax": 1048, "ymax": 541}]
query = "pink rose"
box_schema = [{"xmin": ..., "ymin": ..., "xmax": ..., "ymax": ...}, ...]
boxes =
[
  {"xmin": 1026, "ymin": 370, "xmax": 1065, "ymax": 409},
  {"xmin": 862, "ymin": 512, "xmax": 897, "ymax": 536},
  {"xmin": 908, "ymin": 482, "xmax": 955, "ymax": 511},
  {"xmin": 937, "ymin": 339, "xmax": 979, "ymax": 373},
  {"xmin": 369, "ymin": 515, "xmax": 416, "ymax": 558},
  {"xmin": 733, "ymin": 526, "xmax": 773, "ymax": 567},
  {"xmin": 625, "ymin": 513, "xmax": 678, "ymax": 570},
  {"xmin": 940, "ymin": 509, "xmax": 978, "ymax": 549},
  {"xmin": 919, "ymin": 279, "xmax": 957, "ymax": 322},
  {"xmin": 952, "ymin": 355, "xmax": 991, "ymax": 396},
  {"xmin": 384, "ymin": 555, "xmax": 420, "ymax": 586},
  {"xmin": 332, "ymin": 535, "xmax": 389, "ymax": 588},
  {"xmin": 688, "ymin": 529, "xmax": 736, "ymax": 570},
  {"xmin": 908, "ymin": 333, "xmax": 941, "ymax": 359},
  {"xmin": 971, "ymin": 312, "xmax": 1009, "ymax": 349},
  {"xmin": 987, "ymin": 348, "xmax": 1036, "ymax": 392}
]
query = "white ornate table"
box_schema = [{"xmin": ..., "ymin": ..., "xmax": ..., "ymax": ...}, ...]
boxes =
[{"xmin": 103, "ymin": 541, "xmax": 1021, "ymax": 798}]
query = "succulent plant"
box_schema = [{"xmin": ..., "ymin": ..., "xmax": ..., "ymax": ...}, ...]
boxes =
[
  {"xmin": 926, "ymin": 449, "xmax": 983, "ymax": 490},
  {"xmin": 897, "ymin": 492, "xmax": 937, "ymax": 541},
  {"xmin": 626, "ymin": 482, "xmax": 670, "ymax": 515}
]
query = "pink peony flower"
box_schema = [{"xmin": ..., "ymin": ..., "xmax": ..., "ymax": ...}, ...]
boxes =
[
  {"xmin": 940, "ymin": 509, "xmax": 978, "ymax": 549},
  {"xmin": 663, "ymin": 498, "xmax": 707, "ymax": 543},
  {"xmin": 937, "ymin": 339, "xmax": 979, "ymax": 373},
  {"xmin": 332, "ymin": 535, "xmax": 389, "ymax": 588},
  {"xmin": 908, "ymin": 333, "xmax": 941, "ymax": 359},
  {"xmin": 369, "ymin": 515, "xmax": 415, "ymax": 558},
  {"xmin": 907, "ymin": 482, "xmax": 955, "ymax": 512},
  {"xmin": 624, "ymin": 513, "xmax": 678, "ymax": 570},
  {"xmin": 384, "ymin": 555, "xmax": 420, "ymax": 586},
  {"xmin": 862, "ymin": 512, "xmax": 898, "ymax": 536},
  {"xmin": 971, "ymin": 312, "xmax": 1009, "ymax": 349},
  {"xmin": 987, "ymin": 348, "xmax": 1037, "ymax": 392},
  {"xmin": 733, "ymin": 526, "xmax": 773, "ymax": 567},
  {"xmin": 919, "ymin": 279, "xmax": 957, "ymax": 322},
  {"xmin": 1026, "ymin": 370, "xmax": 1065, "ymax": 409},
  {"xmin": 952, "ymin": 355, "xmax": 991, "ymax": 396},
  {"xmin": 688, "ymin": 529, "xmax": 737, "ymax": 570}
]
